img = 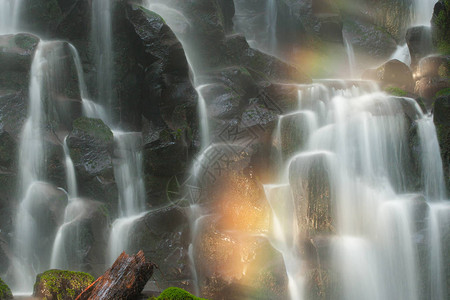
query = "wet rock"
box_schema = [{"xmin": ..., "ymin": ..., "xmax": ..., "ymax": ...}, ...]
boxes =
[
  {"xmin": 0, "ymin": 130, "xmax": 16, "ymax": 170},
  {"xmin": 0, "ymin": 33, "xmax": 39, "ymax": 73},
  {"xmin": 416, "ymin": 55, "xmax": 450, "ymax": 80},
  {"xmin": 289, "ymin": 152, "xmax": 336, "ymax": 236},
  {"xmin": 431, "ymin": 0, "xmax": 450, "ymax": 54},
  {"xmin": 375, "ymin": 59, "xmax": 415, "ymax": 92},
  {"xmin": 414, "ymin": 77, "xmax": 450, "ymax": 105},
  {"xmin": 54, "ymin": 199, "xmax": 110, "ymax": 276},
  {"xmin": 67, "ymin": 117, "xmax": 117, "ymax": 206},
  {"xmin": 406, "ymin": 26, "xmax": 434, "ymax": 68},
  {"xmin": 0, "ymin": 277, "xmax": 12, "ymax": 300},
  {"xmin": 127, "ymin": 206, "xmax": 190, "ymax": 290},
  {"xmin": 342, "ymin": 17, "xmax": 397, "ymax": 60},
  {"xmin": 224, "ymin": 34, "xmax": 311, "ymax": 84},
  {"xmin": 33, "ymin": 269, "xmax": 94, "ymax": 300},
  {"xmin": 20, "ymin": 0, "xmax": 62, "ymax": 37},
  {"xmin": 363, "ymin": 0, "xmax": 413, "ymax": 42},
  {"xmin": 217, "ymin": 0, "xmax": 235, "ymax": 34},
  {"xmin": 194, "ymin": 217, "xmax": 288, "ymax": 300},
  {"xmin": 433, "ymin": 93, "xmax": 450, "ymax": 192},
  {"xmin": 126, "ymin": 4, "xmax": 197, "ymax": 136}
]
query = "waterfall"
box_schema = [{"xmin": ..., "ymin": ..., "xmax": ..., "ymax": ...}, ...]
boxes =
[
  {"xmin": 91, "ymin": 0, "xmax": 113, "ymax": 111},
  {"xmin": 343, "ymin": 34, "xmax": 356, "ymax": 78},
  {"xmin": 63, "ymin": 136, "xmax": 77, "ymax": 199},
  {"xmin": 0, "ymin": 0, "xmax": 22, "ymax": 34},
  {"xmin": 390, "ymin": 44, "xmax": 412, "ymax": 66},
  {"xmin": 266, "ymin": 0, "xmax": 277, "ymax": 54},
  {"xmin": 262, "ymin": 81, "xmax": 449, "ymax": 300},
  {"xmin": 412, "ymin": 0, "xmax": 436, "ymax": 26},
  {"xmin": 13, "ymin": 41, "xmax": 62, "ymax": 292}
]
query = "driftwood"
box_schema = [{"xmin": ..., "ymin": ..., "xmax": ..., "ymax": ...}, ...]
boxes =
[{"xmin": 75, "ymin": 250, "xmax": 154, "ymax": 300}]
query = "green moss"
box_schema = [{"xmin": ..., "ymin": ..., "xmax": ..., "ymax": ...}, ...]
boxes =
[
  {"xmin": 385, "ymin": 86, "xmax": 408, "ymax": 97},
  {"xmin": 0, "ymin": 277, "xmax": 13, "ymax": 299},
  {"xmin": 149, "ymin": 287, "xmax": 207, "ymax": 300},
  {"xmin": 34, "ymin": 270, "xmax": 94, "ymax": 300},
  {"xmin": 14, "ymin": 34, "xmax": 39, "ymax": 50},
  {"xmin": 72, "ymin": 117, "xmax": 113, "ymax": 142},
  {"xmin": 435, "ymin": 87, "xmax": 450, "ymax": 98}
]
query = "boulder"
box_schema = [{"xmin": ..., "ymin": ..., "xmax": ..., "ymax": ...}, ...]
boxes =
[
  {"xmin": 52, "ymin": 198, "xmax": 110, "ymax": 276},
  {"xmin": 363, "ymin": 0, "xmax": 413, "ymax": 42},
  {"xmin": 126, "ymin": 206, "xmax": 190, "ymax": 290},
  {"xmin": 67, "ymin": 117, "xmax": 117, "ymax": 207},
  {"xmin": 416, "ymin": 55, "xmax": 450, "ymax": 79},
  {"xmin": 126, "ymin": 5, "xmax": 197, "ymax": 131},
  {"xmin": 33, "ymin": 269, "xmax": 94, "ymax": 300},
  {"xmin": 406, "ymin": 26, "xmax": 434, "ymax": 68},
  {"xmin": 194, "ymin": 216, "xmax": 288, "ymax": 300},
  {"xmin": 224, "ymin": 34, "xmax": 311, "ymax": 84},
  {"xmin": 0, "ymin": 277, "xmax": 12, "ymax": 300},
  {"xmin": 375, "ymin": 59, "xmax": 415, "ymax": 92},
  {"xmin": 342, "ymin": 17, "xmax": 397, "ymax": 60},
  {"xmin": 431, "ymin": 0, "xmax": 450, "ymax": 54},
  {"xmin": 433, "ymin": 93, "xmax": 450, "ymax": 192},
  {"xmin": 414, "ymin": 77, "xmax": 450, "ymax": 105},
  {"xmin": 289, "ymin": 152, "xmax": 336, "ymax": 236}
]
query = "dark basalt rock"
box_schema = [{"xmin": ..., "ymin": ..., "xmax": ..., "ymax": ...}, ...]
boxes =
[
  {"xmin": 434, "ymin": 93, "xmax": 450, "ymax": 192},
  {"xmin": 416, "ymin": 55, "xmax": 450, "ymax": 79},
  {"xmin": 126, "ymin": 206, "xmax": 190, "ymax": 290},
  {"xmin": 415, "ymin": 77, "xmax": 450, "ymax": 105},
  {"xmin": 406, "ymin": 26, "xmax": 434, "ymax": 68},
  {"xmin": 376, "ymin": 59, "xmax": 415, "ymax": 92},
  {"xmin": 342, "ymin": 17, "xmax": 397, "ymax": 60},
  {"xmin": 67, "ymin": 117, "xmax": 118, "ymax": 208}
]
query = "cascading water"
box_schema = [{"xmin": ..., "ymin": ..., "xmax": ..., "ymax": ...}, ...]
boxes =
[
  {"xmin": 265, "ymin": 81, "xmax": 449, "ymax": 300},
  {"xmin": 13, "ymin": 41, "xmax": 58, "ymax": 292},
  {"xmin": 343, "ymin": 34, "xmax": 356, "ymax": 78},
  {"xmin": 412, "ymin": 0, "xmax": 436, "ymax": 26},
  {"xmin": 108, "ymin": 131, "xmax": 147, "ymax": 263},
  {"xmin": 91, "ymin": 0, "xmax": 113, "ymax": 113},
  {"xmin": 233, "ymin": 0, "xmax": 279, "ymax": 56},
  {"xmin": 0, "ymin": 0, "xmax": 22, "ymax": 34}
]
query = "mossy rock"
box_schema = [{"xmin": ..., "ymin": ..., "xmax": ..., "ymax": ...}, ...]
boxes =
[
  {"xmin": 385, "ymin": 86, "xmax": 408, "ymax": 97},
  {"xmin": 33, "ymin": 269, "xmax": 94, "ymax": 300},
  {"xmin": 0, "ymin": 277, "xmax": 13, "ymax": 300},
  {"xmin": 72, "ymin": 117, "xmax": 113, "ymax": 142},
  {"xmin": 150, "ymin": 287, "xmax": 207, "ymax": 300}
]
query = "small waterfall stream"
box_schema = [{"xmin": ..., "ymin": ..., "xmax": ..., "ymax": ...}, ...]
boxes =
[{"xmin": 0, "ymin": 0, "xmax": 22, "ymax": 34}]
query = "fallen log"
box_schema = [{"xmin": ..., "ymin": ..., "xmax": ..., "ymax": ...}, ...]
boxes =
[{"xmin": 75, "ymin": 250, "xmax": 154, "ymax": 300}]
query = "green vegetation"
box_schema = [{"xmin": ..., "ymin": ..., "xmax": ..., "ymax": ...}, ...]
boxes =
[
  {"xmin": 72, "ymin": 117, "xmax": 113, "ymax": 142},
  {"xmin": 433, "ymin": 0, "xmax": 450, "ymax": 54},
  {"xmin": 435, "ymin": 87, "xmax": 450, "ymax": 98},
  {"xmin": 0, "ymin": 277, "xmax": 13, "ymax": 300},
  {"xmin": 33, "ymin": 269, "xmax": 94, "ymax": 300},
  {"xmin": 14, "ymin": 34, "xmax": 39, "ymax": 50},
  {"xmin": 385, "ymin": 86, "xmax": 408, "ymax": 97},
  {"xmin": 149, "ymin": 287, "xmax": 207, "ymax": 300}
]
